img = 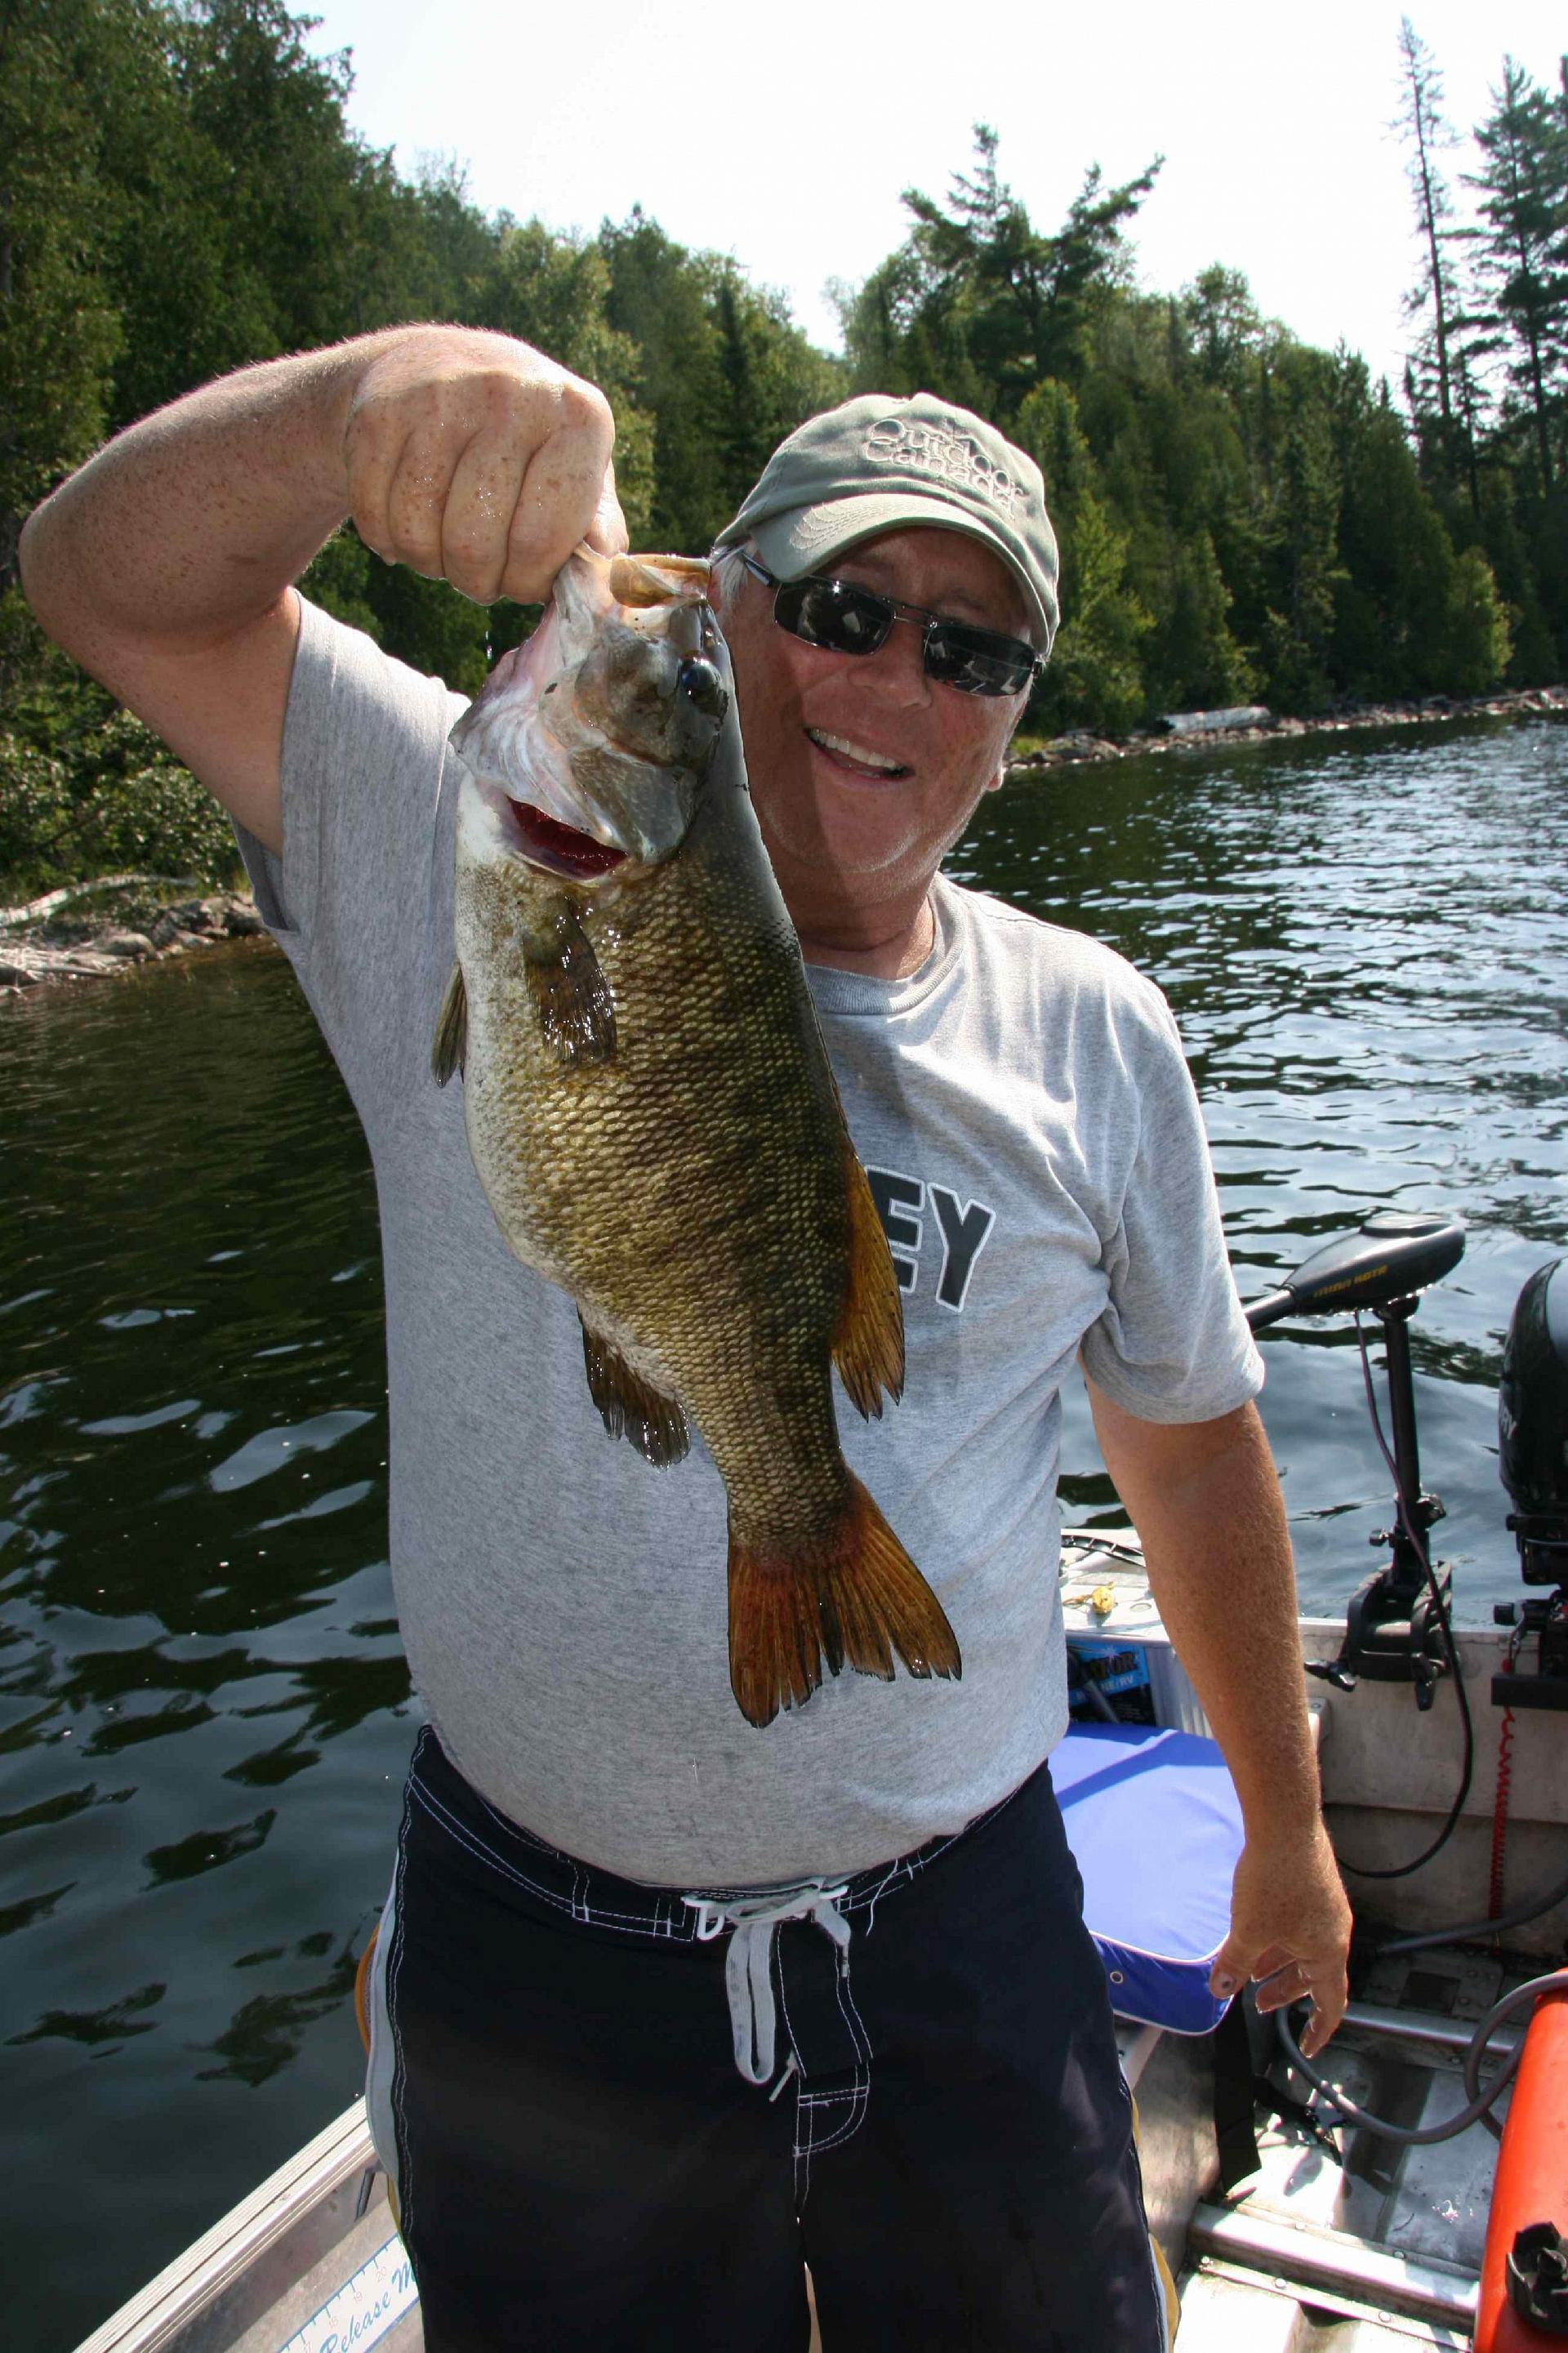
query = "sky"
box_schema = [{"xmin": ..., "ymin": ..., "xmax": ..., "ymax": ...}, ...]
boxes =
[{"xmin": 302, "ymin": 0, "xmax": 1566, "ymax": 390}]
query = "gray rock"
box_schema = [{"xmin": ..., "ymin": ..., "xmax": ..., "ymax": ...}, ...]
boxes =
[
  {"xmin": 222, "ymin": 902, "xmax": 266, "ymax": 937},
  {"xmin": 102, "ymin": 931, "xmax": 155, "ymax": 960}
]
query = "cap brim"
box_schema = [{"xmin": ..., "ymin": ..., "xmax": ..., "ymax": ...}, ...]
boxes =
[{"xmin": 750, "ymin": 494, "xmax": 1051, "ymax": 653}]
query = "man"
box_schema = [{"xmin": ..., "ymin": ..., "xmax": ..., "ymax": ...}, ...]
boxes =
[{"xmin": 20, "ymin": 325, "xmax": 1350, "ymax": 2352}]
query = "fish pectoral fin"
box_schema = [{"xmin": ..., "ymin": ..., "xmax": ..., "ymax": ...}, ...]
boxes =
[
  {"xmin": 579, "ymin": 1317, "xmax": 689, "ymax": 1467},
  {"xmin": 432, "ymin": 963, "xmax": 468, "ymax": 1085},
  {"xmin": 726, "ymin": 1476, "xmax": 961, "ymax": 1729},
  {"xmin": 831, "ymin": 1152, "xmax": 906, "ymax": 1419},
  {"xmin": 527, "ymin": 905, "xmax": 617, "ymax": 1067}
]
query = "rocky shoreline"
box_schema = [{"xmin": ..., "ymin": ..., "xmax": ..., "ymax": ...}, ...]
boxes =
[
  {"xmin": 0, "ymin": 891, "xmax": 267, "ymax": 995},
  {"xmin": 1006, "ymin": 682, "xmax": 1568, "ymax": 772}
]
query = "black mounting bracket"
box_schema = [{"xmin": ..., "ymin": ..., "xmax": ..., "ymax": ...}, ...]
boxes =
[{"xmin": 1303, "ymin": 1296, "xmax": 1454, "ymax": 1711}]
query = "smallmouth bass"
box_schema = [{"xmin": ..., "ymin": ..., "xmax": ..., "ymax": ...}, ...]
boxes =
[{"xmin": 437, "ymin": 547, "xmax": 960, "ymax": 1727}]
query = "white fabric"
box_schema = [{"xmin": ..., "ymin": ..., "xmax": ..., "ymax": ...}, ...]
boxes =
[{"xmin": 684, "ymin": 1884, "xmax": 852, "ymax": 2084}]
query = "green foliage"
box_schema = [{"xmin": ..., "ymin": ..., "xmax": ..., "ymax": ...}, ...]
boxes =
[
  {"xmin": 1032, "ymin": 491, "xmax": 1152, "ymax": 737},
  {"xmin": 0, "ymin": 0, "xmax": 126, "ymax": 574},
  {"xmin": 851, "ymin": 127, "xmax": 1162, "ymax": 419},
  {"xmin": 1446, "ymin": 546, "xmax": 1514, "ymax": 690},
  {"xmin": 600, "ymin": 211, "xmax": 844, "ymax": 551},
  {"xmin": 1463, "ymin": 57, "xmax": 1568, "ymax": 498},
  {"xmin": 1, "ymin": 11, "xmax": 1561, "ymax": 907},
  {"xmin": 1, "ymin": 587, "xmax": 237, "ymax": 891},
  {"xmin": 0, "ymin": 705, "xmax": 239, "ymax": 894}
]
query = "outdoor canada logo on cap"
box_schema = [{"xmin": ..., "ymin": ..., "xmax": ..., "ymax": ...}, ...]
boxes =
[
  {"xmin": 860, "ymin": 412, "xmax": 1031, "ymax": 519},
  {"xmin": 714, "ymin": 391, "xmax": 1060, "ymax": 657}
]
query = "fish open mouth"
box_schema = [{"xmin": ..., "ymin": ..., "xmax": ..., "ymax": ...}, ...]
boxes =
[{"xmin": 503, "ymin": 797, "xmax": 628, "ymax": 880}]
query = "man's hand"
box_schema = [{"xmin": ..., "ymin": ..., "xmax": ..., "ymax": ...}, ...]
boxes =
[
  {"xmin": 1208, "ymin": 1820, "xmax": 1352, "ymax": 2060},
  {"xmin": 344, "ymin": 328, "xmax": 626, "ymax": 604}
]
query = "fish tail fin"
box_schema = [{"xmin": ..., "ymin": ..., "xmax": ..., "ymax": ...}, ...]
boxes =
[{"xmin": 727, "ymin": 1475, "xmax": 960, "ymax": 1729}]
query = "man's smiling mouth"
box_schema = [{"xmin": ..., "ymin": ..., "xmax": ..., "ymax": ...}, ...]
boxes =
[{"xmin": 806, "ymin": 728, "xmax": 912, "ymax": 778}]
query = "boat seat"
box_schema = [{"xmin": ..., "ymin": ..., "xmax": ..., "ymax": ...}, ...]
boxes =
[{"xmin": 1055, "ymin": 1722, "xmax": 1245, "ymax": 2034}]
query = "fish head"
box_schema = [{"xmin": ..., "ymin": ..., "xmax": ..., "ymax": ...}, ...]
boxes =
[{"xmin": 449, "ymin": 548, "xmax": 731, "ymax": 882}]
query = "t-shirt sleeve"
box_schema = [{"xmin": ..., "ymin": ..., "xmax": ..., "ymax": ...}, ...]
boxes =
[
  {"xmin": 232, "ymin": 595, "xmax": 468, "ymax": 1088},
  {"xmin": 1078, "ymin": 986, "xmax": 1264, "ymax": 1423}
]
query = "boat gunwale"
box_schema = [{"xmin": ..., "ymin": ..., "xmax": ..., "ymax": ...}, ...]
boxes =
[{"xmin": 71, "ymin": 2102, "xmax": 381, "ymax": 2353}]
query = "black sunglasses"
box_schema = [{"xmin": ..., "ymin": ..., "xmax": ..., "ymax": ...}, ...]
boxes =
[{"xmin": 740, "ymin": 554, "xmax": 1040, "ymax": 699}]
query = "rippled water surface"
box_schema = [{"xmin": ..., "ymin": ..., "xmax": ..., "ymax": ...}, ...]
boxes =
[{"xmin": 2, "ymin": 716, "xmax": 1565, "ymax": 2348}]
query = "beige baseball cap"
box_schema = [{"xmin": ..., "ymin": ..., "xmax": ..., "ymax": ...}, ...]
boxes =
[{"xmin": 712, "ymin": 391, "xmax": 1058, "ymax": 655}]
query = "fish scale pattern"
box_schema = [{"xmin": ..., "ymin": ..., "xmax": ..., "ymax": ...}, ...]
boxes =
[{"xmin": 466, "ymin": 760, "xmax": 859, "ymax": 1536}]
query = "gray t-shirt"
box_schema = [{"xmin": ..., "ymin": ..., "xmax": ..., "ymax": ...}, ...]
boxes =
[{"xmin": 238, "ymin": 597, "xmax": 1263, "ymax": 1887}]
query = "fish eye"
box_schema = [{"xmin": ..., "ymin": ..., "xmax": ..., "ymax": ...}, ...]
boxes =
[{"xmin": 678, "ymin": 657, "xmax": 727, "ymax": 719}]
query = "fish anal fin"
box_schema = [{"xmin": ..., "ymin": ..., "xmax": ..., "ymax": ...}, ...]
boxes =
[
  {"xmin": 832, "ymin": 1153, "xmax": 906, "ymax": 1419},
  {"xmin": 528, "ymin": 906, "xmax": 616, "ymax": 1067},
  {"xmin": 432, "ymin": 963, "xmax": 468, "ymax": 1085},
  {"xmin": 580, "ymin": 1317, "xmax": 689, "ymax": 1467},
  {"xmin": 727, "ymin": 1475, "xmax": 960, "ymax": 1728}
]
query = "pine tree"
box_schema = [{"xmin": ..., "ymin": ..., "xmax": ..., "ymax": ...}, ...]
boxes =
[
  {"xmin": 845, "ymin": 126, "xmax": 1160, "ymax": 423},
  {"xmin": 1393, "ymin": 19, "xmax": 1482, "ymax": 510},
  {"xmin": 1465, "ymin": 57, "xmax": 1568, "ymax": 495}
]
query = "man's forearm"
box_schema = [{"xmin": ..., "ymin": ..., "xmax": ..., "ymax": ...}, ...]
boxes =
[
  {"xmin": 19, "ymin": 334, "xmax": 395, "ymax": 664},
  {"xmin": 1085, "ymin": 1391, "xmax": 1320, "ymax": 1833}
]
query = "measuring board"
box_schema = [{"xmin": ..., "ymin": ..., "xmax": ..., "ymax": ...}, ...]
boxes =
[{"xmin": 278, "ymin": 2231, "xmax": 416, "ymax": 2353}]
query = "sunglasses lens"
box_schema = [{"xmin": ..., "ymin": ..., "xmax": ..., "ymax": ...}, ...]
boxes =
[
  {"xmin": 924, "ymin": 624, "xmax": 1036, "ymax": 697},
  {"xmin": 768, "ymin": 568, "xmax": 1035, "ymax": 697},
  {"xmin": 775, "ymin": 578, "xmax": 894, "ymax": 656}
]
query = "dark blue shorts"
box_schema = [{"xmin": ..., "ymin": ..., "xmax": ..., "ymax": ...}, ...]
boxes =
[{"xmin": 365, "ymin": 1727, "xmax": 1169, "ymax": 2351}]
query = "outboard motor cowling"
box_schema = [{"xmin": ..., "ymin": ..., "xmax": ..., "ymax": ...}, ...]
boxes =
[
  {"xmin": 1494, "ymin": 1259, "xmax": 1568, "ymax": 1712},
  {"xmin": 1499, "ymin": 1259, "xmax": 1568, "ymax": 1584}
]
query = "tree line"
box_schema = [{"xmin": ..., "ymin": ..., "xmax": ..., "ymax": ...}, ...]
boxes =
[{"xmin": 1, "ymin": 0, "xmax": 1563, "ymax": 891}]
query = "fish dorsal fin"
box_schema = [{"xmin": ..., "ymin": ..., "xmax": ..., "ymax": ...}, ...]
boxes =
[
  {"xmin": 832, "ymin": 1152, "xmax": 906, "ymax": 1419},
  {"xmin": 579, "ymin": 1316, "xmax": 689, "ymax": 1466},
  {"xmin": 432, "ymin": 963, "xmax": 468, "ymax": 1085}
]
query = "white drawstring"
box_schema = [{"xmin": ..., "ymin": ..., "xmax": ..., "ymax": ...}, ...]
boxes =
[{"xmin": 684, "ymin": 1883, "xmax": 850, "ymax": 2085}]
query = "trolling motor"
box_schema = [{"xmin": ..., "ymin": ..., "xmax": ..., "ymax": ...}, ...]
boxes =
[
  {"xmin": 1493, "ymin": 1258, "xmax": 1568, "ymax": 1712},
  {"xmin": 1246, "ymin": 1210, "xmax": 1467, "ymax": 1709}
]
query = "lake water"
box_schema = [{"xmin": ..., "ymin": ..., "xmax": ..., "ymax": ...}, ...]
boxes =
[{"xmin": 2, "ymin": 715, "xmax": 1564, "ymax": 2349}]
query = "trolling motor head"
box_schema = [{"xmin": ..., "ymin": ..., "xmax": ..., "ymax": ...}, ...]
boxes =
[
  {"xmin": 1494, "ymin": 1259, "xmax": 1568, "ymax": 1711},
  {"xmin": 1249, "ymin": 1210, "xmax": 1467, "ymax": 1709}
]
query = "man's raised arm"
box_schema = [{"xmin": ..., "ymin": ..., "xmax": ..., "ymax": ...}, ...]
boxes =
[{"xmin": 17, "ymin": 327, "xmax": 626, "ymax": 854}]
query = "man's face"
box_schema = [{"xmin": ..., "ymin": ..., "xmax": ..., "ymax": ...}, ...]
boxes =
[{"xmin": 719, "ymin": 527, "xmax": 1031, "ymax": 920}]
